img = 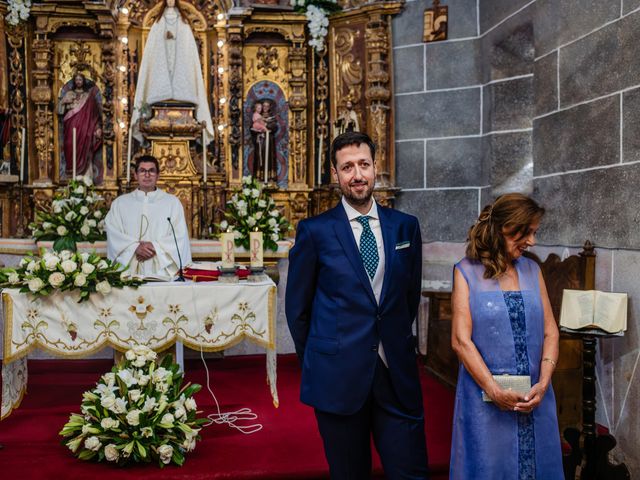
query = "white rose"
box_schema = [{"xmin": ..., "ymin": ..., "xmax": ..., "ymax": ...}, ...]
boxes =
[
  {"xmin": 258, "ymin": 199, "xmax": 267, "ymax": 208},
  {"xmin": 97, "ymin": 260, "xmax": 108, "ymax": 270},
  {"xmin": 125, "ymin": 409, "xmax": 141, "ymax": 426},
  {"xmin": 120, "ymin": 271, "xmax": 130, "ymax": 281},
  {"xmin": 84, "ymin": 436, "xmax": 101, "ymax": 452},
  {"xmin": 57, "ymin": 225, "xmax": 68, "ymax": 236},
  {"xmin": 48, "ymin": 272, "xmax": 65, "ymax": 287},
  {"xmin": 269, "ymin": 209, "xmax": 279, "ymax": 217},
  {"xmin": 80, "ymin": 225, "xmax": 90, "ymax": 236},
  {"xmin": 242, "ymin": 188, "xmax": 250, "ymax": 196},
  {"xmin": 82, "ymin": 175, "xmax": 93, "ymax": 187},
  {"xmin": 79, "ymin": 252, "xmax": 90, "ymax": 262},
  {"xmin": 153, "ymin": 367, "xmax": 171, "ymax": 383},
  {"xmin": 74, "ymin": 185, "xmax": 85, "ymax": 195},
  {"xmin": 27, "ymin": 277, "xmax": 44, "ymax": 292},
  {"xmin": 42, "ymin": 221, "xmax": 52, "ymax": 230},
  {"xmin": 128, "ymin": 389, "xmax": 142, "ymax": 402},
  {"xmin": 60, "ymin": 250, "xmax": 74, "ymax": 260},
  {"xmin": 79, "ymin": 206, "xmax": 89, "ymax": 215},
  {"xmin": 117, "ymin": 369, "xmax": 137, "ymax": 387},
  {"xmin": 268, "ymin": 218, "xmax": 277, "ymax": 227},
  {"xmin": 137, "ymin": 373, "xmax": 150, "ymax": 387},
  {"xmin": 53, "ymin": 205, "xmax": 62, "ymax": 214},
  {"xmin": 8, "ymin": 272, "xmax": 20, "ymax": 284},
  {"xmin": 96, "ymin": 280, "xmax": 111, "ymax": 295},
  {"xmin": 81, "ymin": 263, "xmax": 95, "ymax": 275},
  {"xmin": 102, "ymin": 372, "xmax": 116, "ymax": 385},
  {"xmin": 125, "ymin": 349, "xmax": 136, "ymax": 361},
  {"xmin": 100, "ymin": 417, "xmax": 120, "ymax": 430},
  {"xmin": 73, "ymin": 273, "xmax": 87, "ymax": 287},
  {"xmin": 242, "ymin": 175, "xmax": 251, "ymax": 184},
  {"xmin": 158, "ymin": 444, "xmax": 173, "ymax": 464},
  {"xmin": 98, "ymin": 220, "xmax": 105, "ymax": 230},
  {"xmin": 160, "ymin": 413, "xmax": 175, "ymax": 425},
  {"xmin": 219, "ymin": 220, "xmax": 228, "ymax": 231},
  {"xmin": 65, "ymin": 211, "xmax": 77, "ymax": 221},
  {"xmin": 156, "ymin": 382, "xmax": 169, "ymax": 393},
  {"xmin": 94, "ymin": 210, "xmax": 102, "ymax": 219},
  {"xmin": 19, "ymin": 258, "xmax": 28, "ymax": 267},
  {"xmin": 43, "ymin": 256, "xmax": 59, "ymax": 271},
  {"xmin": 271, "ymin": 233, "xmax": 279, "ymax": 242},
  {"xmin": 184, "ymin": 397, "xmax": 197, "ymax": 411},
  {"xmin": 104, "ymin": 444, "xmax": 119, "ymax": 462},
  {"xmin": 87, "ymin": 219, "xmax": 96, "ymax": 228},
  {"xmin": 60, "ymin": 260, "xmax": 77, "ymax": 273},
  {"xmin": 247, "ymin": 217, "xmax": 256, "ymax": 228},
  {"xmin": 251, "ymin": 188, "xmax": 260, "ymax": 198},
  {"xmin": 101, "ymin": 394, "xmax": 116, "ymax": 410},
  {"xmin": 255, "ymin": 211, "xmax": 263, "ymax": 220},
  {"xmin": 133, "ymin": 357, "xmax": 146, "ymax": 368}
]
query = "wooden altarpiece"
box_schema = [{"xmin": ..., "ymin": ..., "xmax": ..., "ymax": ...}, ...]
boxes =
[{"xmin": 0, "ymin": 0, "xmax": 404, "ymax": 239}]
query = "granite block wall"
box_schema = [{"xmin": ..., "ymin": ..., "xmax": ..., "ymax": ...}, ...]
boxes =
[{"xmin": 393, "ymin": 0, "xmax": 640, "ymax": 474}]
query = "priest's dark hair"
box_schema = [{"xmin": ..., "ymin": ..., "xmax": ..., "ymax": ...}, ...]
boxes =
[
  {"xmin": 330, "ymin": 131, "xmax": 376, "ymax": 169},
  {"xmin": 135, "ymin": 155, "xmax": 159, "ymax": 173}
]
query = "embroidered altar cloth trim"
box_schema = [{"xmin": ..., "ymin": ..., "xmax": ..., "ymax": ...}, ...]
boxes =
[{"xmin": 3, "ymin": 281, "xmax": 276, "ymax": 362}]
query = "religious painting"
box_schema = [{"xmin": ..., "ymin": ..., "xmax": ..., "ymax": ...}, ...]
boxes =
[
  {"xmin": 243, "ymin": 81, "xmax": 289, "ymax": 188},
  {"xmin": 57, "ymin": 73, "xmax": 104, "ymax": 184}
]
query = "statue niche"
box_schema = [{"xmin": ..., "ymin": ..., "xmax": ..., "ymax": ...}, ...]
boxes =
[
  {"xmin": 57, "ymin": 72, "xmax": 104, "ymax": 183},
  {"xmin": 243, "ymin": 81, "xmax": 288, "ymax": 187}
]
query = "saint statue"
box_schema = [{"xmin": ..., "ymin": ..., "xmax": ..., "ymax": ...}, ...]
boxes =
[
  {"xmin": 57, "ymin": 73, "xmax": 103, "ymax": 182},
  {"xmin": 131, "ymin": 0, "xmax": 214, "ymax": 142},
  {"xmin": 250, "ymin": 100, "xmax": 277, "ymax": 182},
  {"xmin": 333, "ymin": 100, "xmax": 360, "ymax": 140}
]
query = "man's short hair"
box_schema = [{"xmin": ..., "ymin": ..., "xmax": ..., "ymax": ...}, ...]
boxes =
[
  {"xmin": 330, "ymin": 131, "xmax": 376, "ymax": 168},
  {"xmin": 135, "ymin": 155, "xmax": 160, "ymax": 172}
]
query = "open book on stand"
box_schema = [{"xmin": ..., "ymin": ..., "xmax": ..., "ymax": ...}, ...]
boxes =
[{"xmin": 560, "ymin": 289, "xmax": 628, "ymax": 334}]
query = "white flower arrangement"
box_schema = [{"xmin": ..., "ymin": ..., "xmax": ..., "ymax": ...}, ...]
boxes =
[
  {"xmin": 5, "ymin": 0, "xmax": 31, "ymax": 26},
  {"xmin": 218, "ymin": 176, "xmax": 290, "ymax": 251},
  {"xmin": 29, "ymin": 175, "xmax": 107, "ymax": 252},
  {"xmin": 60, "ymin": 345, "xmax": 206, "ymax": 467},
  {"xmin": 291, "ymin": 0, "xmax": 341, "ymax": 52},
  {"xmin": 0, "ymin": 250, "xmax": 143, "ymax": 302}
]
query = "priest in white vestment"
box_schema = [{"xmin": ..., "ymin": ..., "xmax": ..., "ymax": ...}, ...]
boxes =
[
  {"xmin": 105, "ymin": 155, "xmax": 191, "ymax": 278},
  {"xmin": 131, "ymin": 0, "xmax": 214, "ymax": 142}
]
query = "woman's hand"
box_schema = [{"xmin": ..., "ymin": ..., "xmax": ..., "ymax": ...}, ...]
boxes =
[
  {"xmin": 514, "ymin": 382, "xmax": 548, "ymax": 413},
  {"xmin": 486, "ymin": 384, "xmax": 524, "ymax": 411}
]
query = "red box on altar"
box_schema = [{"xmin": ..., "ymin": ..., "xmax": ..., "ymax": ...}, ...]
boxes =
[{"xmin": 183, "ymin": 265, "xmax": 251, "ymax": 282}]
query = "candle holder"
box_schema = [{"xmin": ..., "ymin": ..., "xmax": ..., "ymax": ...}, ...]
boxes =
[
  {"xmin": 218, "ymin": 267, "xmax": 238, "ymax": 283},
  {"xmin": 248, "ymin": 266, "xmax": 268, "ymax": 283},
  {"xmin": 200, "ymin": 181, "xmax": 209, "ymax": 239},
  {"xmin": 15, "ymin": 178, "xmax": 25, "ymax": 238}
]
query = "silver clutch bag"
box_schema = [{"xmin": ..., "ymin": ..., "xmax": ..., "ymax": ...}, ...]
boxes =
[{"xmin": 482, "ymin": 374, "xmax": 531, "ymax": 402}]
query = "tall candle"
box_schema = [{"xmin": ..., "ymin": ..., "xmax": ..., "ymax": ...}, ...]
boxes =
[
  {"xmin": 317, "ymin": 134, "xmax": 323, "ymax": 186},
  {"xmin": 72, "ymin": 128, "xmax": 77, "ymax": 179},
  {"xmin": 249, "ymin": 231, "xmax": 263, "ymax": 268},
  {"xmin": 126, "ymin": 124, "xmax": 133, "ymax": 183},
  {"xmin": 221, "ymin": 232, "xmax": 235, "ymax": 269},
  {"xmin": 264, "ymin": 130, "xmax": 270, "ymax": 182},
  {"xmin": 202, "ymin": 128, "xmax": 207, "ymax": 183},
  {"xmin": 20, "ymin": 127, "xmax": 25, "ymax": 183}
]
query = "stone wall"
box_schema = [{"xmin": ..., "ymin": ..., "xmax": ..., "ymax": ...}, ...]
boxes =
[{"xmin": 393, "ymin": 0, "xmax": 640, "ymax": 473}]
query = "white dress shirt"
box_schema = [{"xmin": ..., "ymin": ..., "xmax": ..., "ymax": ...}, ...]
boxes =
[{"xmin": 341, "ymin": 197, "xmax": 388, "ymax": 365}]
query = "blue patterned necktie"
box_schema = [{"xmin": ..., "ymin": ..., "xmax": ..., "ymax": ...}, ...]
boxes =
[{"xmin": 356, "ymin": 216, "xmax": 379, "ymax": 280}]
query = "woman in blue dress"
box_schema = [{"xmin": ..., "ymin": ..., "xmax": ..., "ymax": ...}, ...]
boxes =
[{"xmin": 449, "ymin": 193, "xmax": 564, "ymax": 479}]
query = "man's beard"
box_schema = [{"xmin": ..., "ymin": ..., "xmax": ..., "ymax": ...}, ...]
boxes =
[{"xmin": 340, "ymin": 180, "xmax": 373, "ymax": 207}]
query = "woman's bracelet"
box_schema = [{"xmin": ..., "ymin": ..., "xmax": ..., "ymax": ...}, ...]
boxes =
[{"xmin": 542, "ymin": 357, "xmax": 557, "ymax": 368}]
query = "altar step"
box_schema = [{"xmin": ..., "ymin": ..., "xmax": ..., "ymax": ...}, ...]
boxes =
[{"xmin": 0, "ymin": 355, "xmax": 453, "ymax": 479}]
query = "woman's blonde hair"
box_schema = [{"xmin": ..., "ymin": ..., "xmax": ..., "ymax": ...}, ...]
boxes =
[{"xmin": 466, "ymin": 193, "xmax": 545, "ymax": 279}]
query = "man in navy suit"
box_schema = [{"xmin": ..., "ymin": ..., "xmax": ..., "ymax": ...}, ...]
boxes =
[{"xmin": 286, "ymin": 131, "xmax": 429, "ymax": 479}]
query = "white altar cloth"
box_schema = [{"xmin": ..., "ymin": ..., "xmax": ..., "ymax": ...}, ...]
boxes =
[{"xmin": 1, "ymin": 280, "xmax": 278, "ymax": 419}]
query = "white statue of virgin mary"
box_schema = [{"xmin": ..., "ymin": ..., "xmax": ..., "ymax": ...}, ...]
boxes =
[{"xmin": 131, "ymin": 0, "xmax": 214, "ymax": 142}]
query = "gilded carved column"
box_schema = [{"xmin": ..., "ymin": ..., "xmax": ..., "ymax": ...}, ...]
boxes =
[
  {"xmin": 227, "ymin": 23, "xmax": 244, "ymax": 182},
  {"xmin": 364, "ymin": 13, "xmax": 392, "ymax": 189},
  {"xmin": 31, "ymin": 35, "xmax": 54, "ymax": 184},
  {"xmin": 288, "ymin": 36, "xmax": 308, "ymax": 188}
]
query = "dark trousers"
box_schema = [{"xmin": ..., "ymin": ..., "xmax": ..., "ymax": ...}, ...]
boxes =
[{"xmin": 314, "ymin": 357, "xmax": 429, "ymax": 480}]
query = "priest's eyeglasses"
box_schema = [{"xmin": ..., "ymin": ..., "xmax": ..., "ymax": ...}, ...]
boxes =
[{"xmin": 137, "ymin": 168, "xmax": 158, "ymax": 175}]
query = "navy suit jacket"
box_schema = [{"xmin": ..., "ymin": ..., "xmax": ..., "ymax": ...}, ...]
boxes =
[{"xmin": 285, "ymin": 203, "xmax": 423, "ymax": 415}]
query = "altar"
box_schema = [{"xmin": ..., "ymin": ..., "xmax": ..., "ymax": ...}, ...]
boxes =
[{"xmin": 1, "ymin": 279, "xmax": 278, "ymax": 419}]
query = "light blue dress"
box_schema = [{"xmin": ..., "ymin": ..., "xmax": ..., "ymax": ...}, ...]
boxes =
[{"xmin": 449, "ymin": 256, "xmax": 564, "ymax": 480}]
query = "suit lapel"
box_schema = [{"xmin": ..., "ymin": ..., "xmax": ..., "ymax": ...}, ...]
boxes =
[
  {"xmin": 332, "ymin": 206, "xmax": 377, "ymax": 305},
  {"xmin": 378, "ymin": 206, "xmax": 397, "ymax": 306}
]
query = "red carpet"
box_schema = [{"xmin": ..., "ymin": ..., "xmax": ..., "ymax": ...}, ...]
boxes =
[{"xmin": 0, "ymin": 355, "xmax": 452, "ymax": 479}]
